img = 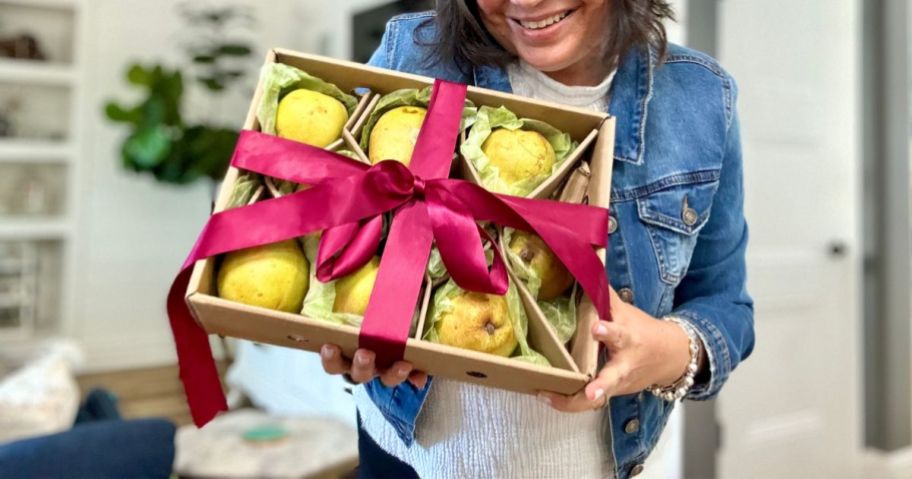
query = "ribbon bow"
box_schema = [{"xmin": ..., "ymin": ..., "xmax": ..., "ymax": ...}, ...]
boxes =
[{"xmin": 167, "ymin": 80, "xmax": 611, "ymax": 428}]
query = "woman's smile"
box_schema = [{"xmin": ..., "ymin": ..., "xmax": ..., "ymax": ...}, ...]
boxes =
[
  {"xmin": 507, "ymin": 8, "xmax": 578, "ymax": 42},
  {"xmin": 478, "ymin": 0, "xmax": 612, "ymax": 85}
]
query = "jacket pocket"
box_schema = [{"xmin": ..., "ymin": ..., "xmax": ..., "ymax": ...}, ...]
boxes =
[{"xmin": 636, "ymin": 180, "xmax": 718, "ymax": 285}]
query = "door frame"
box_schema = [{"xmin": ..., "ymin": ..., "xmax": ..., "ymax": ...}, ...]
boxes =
[{"xmin": 862, "ymin": 0, "xmax": 912, "ymax": 452}]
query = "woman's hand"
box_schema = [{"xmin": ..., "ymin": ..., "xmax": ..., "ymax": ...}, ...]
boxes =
[
  {"xmin": 320, "ymin": 344, "xmax": 429, "ymax": 389},
  {"xmin": 538, "ymin": 287, "xmax": 698, "ymax": 412}
]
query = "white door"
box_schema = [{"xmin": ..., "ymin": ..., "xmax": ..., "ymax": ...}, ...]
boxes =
[{"xmin": 715, "ymin": 1, "xmax": 863, "ymax": 478}]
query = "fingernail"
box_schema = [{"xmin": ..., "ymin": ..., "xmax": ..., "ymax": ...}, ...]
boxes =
[
  {"xmin": 537, "ymin": 393, "xmax": 552, "ymax": 405},
  {"xmin": 595, "ymin": 324, "xmax": 608, "ymax": 336},
  {"xmin": 397, "ymin": 366, "xmax": 410, "ymax": 377},
  {"xmin": 321, "ymin": 346, "xmax": 334, "ymax": 359},
  {"xmin": 593, "ymin": 388, "xmax": 605, "ymax": 401},
  {"xmin": 356, "ymin": 352, "xmax": 371, "ymax": 366}
]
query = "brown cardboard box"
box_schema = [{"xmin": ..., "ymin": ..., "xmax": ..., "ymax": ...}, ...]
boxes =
[{"xmin": 185, "ymin": 48, "xmax": 615, "ymax": 396}]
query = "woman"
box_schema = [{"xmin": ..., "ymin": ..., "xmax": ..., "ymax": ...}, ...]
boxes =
[{"xmin": 320, "ymin": 1, "xmax": 754, "ymax": 478}]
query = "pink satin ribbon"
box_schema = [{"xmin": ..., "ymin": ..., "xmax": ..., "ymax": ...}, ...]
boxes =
[{"xmin": 167, "ymin": 80, "xmax": 611, "ymax": 427}]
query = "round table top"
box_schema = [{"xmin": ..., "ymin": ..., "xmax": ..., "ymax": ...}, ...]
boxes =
[{"xmin": 175, "ymin": 408, "xmax": 358, "ymax": 478}]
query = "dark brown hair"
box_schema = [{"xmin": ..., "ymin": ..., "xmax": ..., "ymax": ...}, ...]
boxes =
[{"xmin": 417, "ymin": 0, "xmax": 675, "ymax": 72}]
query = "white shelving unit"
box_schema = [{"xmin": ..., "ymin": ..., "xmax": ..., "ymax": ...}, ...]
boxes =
[
  {"xmin": 0, "ymin": 219, "xmax": 69, "ymax": 240},
  {"xmin": 0, "ymin": 139, "xmax": 74, "ymax": 163},
  {"xmin": 0, "ymin": 0, "xmax": 82, "ymax": 341},
  {"xmin": 0, "ymin": 0, "xmax": 77, "ymax": 9},
  {"xmin": 0, "ymin": 58, "xmax": 76, "ymax": 86}
]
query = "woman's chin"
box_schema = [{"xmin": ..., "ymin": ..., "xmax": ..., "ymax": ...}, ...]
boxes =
[{"xmin": 513, "ymin": 49, "xmax": 577, "ymax": 74}]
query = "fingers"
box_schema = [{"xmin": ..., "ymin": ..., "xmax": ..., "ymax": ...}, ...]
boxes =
[
  {"xmin": 349, "ymin": 349, "xmax": 378, "ymax": 383},
  {"xmin": 379, "ymin": 361, "xmax": 414, "ymax": 387},
  {"xmin": 408, "ymin": 371, "xmax": 429, "ymax": 390},
  {"xmin": 319, "ymin": 345, "xmax": 377, "ymax": 384},
  {"xmin": 538, "ymin": 363, "xmax": 627, "ymax": 413},
  {"xmin": 537, "ymin": 390, "xmax": 606, "ymax": 413},
  {"xmin": 592, "ymin": 320, "xmax": 627, "ymax": 350},
  {"xmin": 320, "ymin": 344, "xmax": 351, "ymax": 375},
  {"xmin": 584, "ymin": 363, "xmax": 627, "ymax": 401}
]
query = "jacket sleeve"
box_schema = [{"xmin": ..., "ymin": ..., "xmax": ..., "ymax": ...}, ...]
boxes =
[
  {"xmin": 367, "ymin": 20, "xmax": 395, "ymax": 69},
  {"xmin": 672, "ymin": 76, "xmax": 755, "ymax": 400}
]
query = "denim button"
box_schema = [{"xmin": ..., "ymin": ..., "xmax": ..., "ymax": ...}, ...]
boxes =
[
  {"xmin": 608, "ymin": 216, "xmax": 618, "ymax": 234},
  {"xmin": 630, "ymin": 464, "xmax": 645, "ymax": 476},
  {"xmin": 681, "ymin": 195, "xmax": 700, "ymax": 226},
  {"xmin": 624, "ymin": 418, "xmax": 640, "ymax": 434},
  {"xmin": 619, "ymin": 288, "xmax": 634, "ymax": 303},
  {"xmin": 682, "ymin": 207, "xmax": 699, "ymax": 226}
]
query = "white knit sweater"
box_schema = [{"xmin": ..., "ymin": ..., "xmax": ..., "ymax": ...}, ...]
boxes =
[{"xmin": 353, "ymin": 61, "xmax": 617, "ymax": 479}]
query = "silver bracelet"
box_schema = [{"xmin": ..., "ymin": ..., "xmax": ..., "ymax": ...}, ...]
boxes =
[{"xmin": 647, "ymin": 316, "xmax": 700, "ymax": 402}]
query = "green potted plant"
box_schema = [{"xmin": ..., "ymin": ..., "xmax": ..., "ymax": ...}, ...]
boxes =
[{"xmin": 104, "ymin": 4, "xmax": 255, "ymax": 185}]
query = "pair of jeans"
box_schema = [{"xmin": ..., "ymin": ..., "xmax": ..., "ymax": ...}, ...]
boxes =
[
  {"xmin": 357, "ymin": 413, "xmax": 418, "ymax": 479},
  {"xmin": 0, "ymin": 418, "xmax": 176, "ymax": 479}
]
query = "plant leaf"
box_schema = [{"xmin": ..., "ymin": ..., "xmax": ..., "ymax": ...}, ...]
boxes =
[
  {"xmin": 126, "ymin": 64, "xmax": 152, "ymax": 85},
  {"xmin": 104, "ymin": 102, "xmax": 139, "ymax": 124},
  {"xmin": 217, "ymin": 44, "xmax": 252, "ymax": 56},
  {"xmin": 192, "ymin": 54, "xmax": 216, "ymax": 64},
  {"xmin": 123, "ymin": 126, "xmax": 172, "ymax": 169},
  {"xmin": 197, "ymin": 76, "xmax": 225, "ymax": 91}
]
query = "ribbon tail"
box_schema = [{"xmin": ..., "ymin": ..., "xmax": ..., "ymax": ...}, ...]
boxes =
[
  {"xmin": 359, "ymin": 201, "xmax": 433, "ymax": 367},
  {"xmin": 426, "ymin": 184, "xmax": 508, "ymax": 295},
  {"xmin": 166, "ymin": 268, "xmax": 227, "ymax": 427},
  {"xmin": 437, "ymin": 180, "xmax": 612, "ymax": 321},
  {"xmin": 317, "ymin": 215, "xmax": 384, "ymax": 282},
  {"xmin": 231, "ymin": 130, "xmax": 368, "ymax": 183}
]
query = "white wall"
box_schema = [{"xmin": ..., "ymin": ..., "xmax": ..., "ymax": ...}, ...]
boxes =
[
  {"xmin": 73, "ymin": 0, "xmax": 317, "ymax": 371},
  {"xmin": 667, "ymin": 0, "xmax": 688, "ymax": 45}
]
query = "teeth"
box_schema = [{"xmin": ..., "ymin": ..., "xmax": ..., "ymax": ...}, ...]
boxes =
[{"xmin": 519, "ymin": 11, "xmax": 569, "ymax": 30}]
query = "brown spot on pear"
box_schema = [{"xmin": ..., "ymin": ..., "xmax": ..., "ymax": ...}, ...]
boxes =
[
  {"xmin": 434, "ymin": 289, "xmax": 517, "ymax": 357},
  {"xmin": 508, "ymin": 230, "xmax": 574, "ymax": 300}
]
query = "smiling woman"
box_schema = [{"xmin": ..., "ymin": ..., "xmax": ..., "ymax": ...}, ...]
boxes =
[
  {"xmin": 318, "ymin": 1, "xmax": 754, "ymax": 478},
  {"xmin": 428, "ymin": 0, "xmax": 674, "ymax": 86}
]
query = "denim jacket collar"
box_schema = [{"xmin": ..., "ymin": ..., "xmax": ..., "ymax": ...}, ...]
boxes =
[{"xmin": 471, "ymin": 46, "xmax": 655, "ymax": 165}]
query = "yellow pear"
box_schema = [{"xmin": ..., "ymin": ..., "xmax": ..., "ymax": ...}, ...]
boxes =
[
  {"xmin": 482, "ymin": 128, "xmax": 556, "ymax": 185},
  {"xmin": 435, "ymin": 290, "xmax": 517, "ymax": 357},
  {"xmin": 333, "ymin": 256, "xmax": 381, "ymax": 315},
  {"xmin": 368, "ymin": 106, "xmax": 428, "ymax": 165},
  {"xmin": 217, "ymin": 240, "xmax": 309, "ymax": 313},
  {"xmin": 276, "ymin": 89, "xmax": 348, "ymax": 147},
  {"xmin": 509, "ymin": 231, "xmax": 574, "ymax": 301}
]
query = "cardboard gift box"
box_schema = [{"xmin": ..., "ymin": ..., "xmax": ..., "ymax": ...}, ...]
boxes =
[{"xmin": 178, "ymin": 48, "xmax": 616, "ymax": 403}]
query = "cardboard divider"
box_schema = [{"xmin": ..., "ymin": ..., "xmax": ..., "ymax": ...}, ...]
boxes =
[
  {"xmin": 412, "ymin": 272, "xmax": 434, "ymax": 339},
  {"xmin": 350, "ymin": 94, "xmax": 381, "ymax": 144},
  {"xmin": 185, "ymin": 48, "xmax": 616, "ymax": 395},
  {"xmin": 505, "ymin": 263, "xmax": 579, "ymax": 373},
  {"xmin": 555, "ymin": 162, "xmax": 592, "ymax": 202},
  {"xmin": 494, "ymin": 159, "xmax": 599, "ymax": 376},
  {"xmin": 569, "ymin": 117, "xmax": 616, "ymax": 377},
  {"xmin": 323, "ymin": 92, "xmax": 373, "ymax": 153}
]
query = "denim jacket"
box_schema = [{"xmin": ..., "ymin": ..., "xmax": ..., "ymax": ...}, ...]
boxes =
[{"xmin": 362, "ymin": 11, "xmax": 754, "ymax": 479}]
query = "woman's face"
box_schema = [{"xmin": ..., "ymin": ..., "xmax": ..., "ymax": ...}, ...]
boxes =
[{"xmin": 476, "ymin": 0, "xmax": 611, "ymax": 76}]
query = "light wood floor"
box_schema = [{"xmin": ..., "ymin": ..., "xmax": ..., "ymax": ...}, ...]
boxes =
[{"xmin": 76, "ymin": 362, "xmax": 227, "ymax": 427}]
